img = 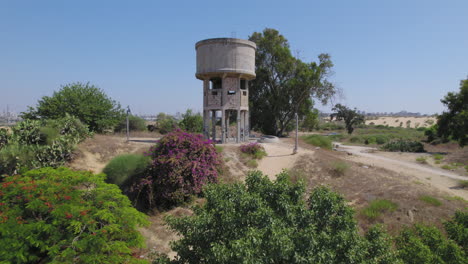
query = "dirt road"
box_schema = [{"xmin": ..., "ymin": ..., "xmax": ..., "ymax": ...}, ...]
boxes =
[{"xmin": 335, "ymin": 143, "xmax": 468, "ymax": 199}]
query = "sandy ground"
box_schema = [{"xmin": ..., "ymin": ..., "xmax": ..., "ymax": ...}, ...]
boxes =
[
  {"xmin": 364, "ymin": 116, "xmax": 436, "ymax": 128},
  {"xmin": 336, "ymin": 143, "xmax": 468, "ymax": 200},
  {"xmin": 257, "ymin": 141, "xmax": 315, "ymax": 179}
]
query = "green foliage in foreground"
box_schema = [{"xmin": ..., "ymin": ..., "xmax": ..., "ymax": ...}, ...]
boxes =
[
  {"xmin": 156, "ymin": 171, "xmax": 400, "ymax": 263},
  {"xmin": 0, "ymin": 167, "xmax": 149, "ymax": 264},
  {"xmin": 103, "ymin": 154, "xmax": 150, "ymax": 187},
  {"xmin": 301, "ymin": 134, "xmax": 332, "ymax": 149},
  {"xmin": 444, "ymin": 210, "xmax": 468, "ymax": 252},
  {"xmin": 395, "ymin": 224, "xmax": 466, "ymax": 264}
]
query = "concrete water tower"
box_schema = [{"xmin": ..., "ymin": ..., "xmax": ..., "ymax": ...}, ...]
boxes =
[{"xmin": 195, "ymin": 38, "xmax": 256, "ymax": 143}]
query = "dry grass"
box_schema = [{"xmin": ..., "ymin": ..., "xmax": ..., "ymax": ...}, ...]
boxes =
[{"xmin": 288, "ymin": 138, "xmax": 467, "ymax": 235}]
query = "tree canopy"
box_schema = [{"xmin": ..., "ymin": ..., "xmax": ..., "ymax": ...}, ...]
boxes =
[
  {"xmin": 21, "ymin": 82, "xmax": 124, "ymax": 133},
  {"xmin": 436, "ymin": 78, "xmax": 468, "ymax": 146},
  {"xmin": 248, "ymin": 28, "xmax": 336, "ymax": 136},
  {"xmin": 330, "ymin": 104, "xmax": 365, "ymax": 134}
]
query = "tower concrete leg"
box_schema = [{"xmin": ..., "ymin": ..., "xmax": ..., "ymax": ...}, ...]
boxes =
[
  {"xmin": 226, "ymin": 111, "xmax": 230, "ymax": 142},
  {"xmin": 237, "ymin": 109, "xmax": 241, "ymax": 143},
  {"xmin": 203, "ymin": 110, "xmax": 209, "ymax": 139},
  {"xmin": 245, "ymin": 110, "xmax": 249, "ymax": 139},
  {"xmin": 221, "ymin": 110, "xmax": 226, "ymax": 144},
  {"xmin": 211, "ymin": 110, "xmax": 216, "ymax": 141}
]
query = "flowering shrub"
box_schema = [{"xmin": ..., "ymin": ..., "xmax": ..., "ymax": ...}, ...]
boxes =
[
  {"xmin": 0, "ymin": 167, "xmax": 149, "ymax": 263},
  {"xmin": 240, "ymin": 142, "xmax": 267, "ymax": 159},
  {"xmin": 130, "ymin": 130, "xmax": 221, "ymax": 209}
]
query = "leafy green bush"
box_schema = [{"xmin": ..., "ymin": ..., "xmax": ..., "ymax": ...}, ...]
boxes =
[
  {"xmin": 39, "ymin": 126, "xmax": 60, "ymax": 145},
  {"xmin": 375, "ymin": 134, "xmax": 390, "ymax": 144},
  {"xmin": 155, "ymin": 171, "xmax": 400, "ymax": 263},
  {"xmin": 179, "ymin": 109, "xmax": 203, "ymax": 133},
  {"xmin": 103, "ymin": 154, "xmax": 150, "ymax": 187},
  {"xmin": 318, "ymin": 122, "xmax": 345, "ymax": 131},
  {"xmin": 0, "ymin": 128, "xmax": 9, "ymax": 149},
  {"xmin": 0, "ymin": 167, "xmax": 148, "ymax": 263},
  {"xmin": 381, "ymin": 139, "xmax": 425, "ymax": 152},
  {"xmin": 444, "ymin": 211, "xmax": 468, "ymax": 252},
  {"xmin": 158, "ymin": 117, "xmax": 178, "ymax": 134},
  {"xmin": 47, "ymin": 114, "xmax": 91, "ymax": 142},
  {"xmin": 395, "ymin": 224, "xmax": 466, "ymax": 263},
  {"xmin": 127, "ymin": 130, "xmax": 221, "ymax": 210},
  {"xmin": 0, "ymin": 143, "xmax": 38, "ymax": 175},
  {"xmin": 301, "ymin": 134, "xmax": 332, "ymax": 149},
  {"xmin": 419, "ymin": 195, "xmax": 442, "ymax": 206},
  {"xmin": 0, "ymin": 116, "xmax": 90, "ymax": 176},
  {"xmin": 114, "ymin": 115, "xmax": 147, "ymax": 132},
  {"xmin": 11, "ymin": 119, "xmax": 43, "ymax": 145},
  {"xmin": 361, "ymin": 199, "xmax": 398, "ymax": 220}
]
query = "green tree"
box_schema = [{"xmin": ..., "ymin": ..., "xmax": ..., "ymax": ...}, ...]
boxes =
[
  {"xmin": 114, "ymin": 115, "xmax": 147, "ymax": 132},
  {"xmin": 178, "ymin": 109, "xmax": 203, "ymax": 133},
  {"xmin": 156, "ymin": 170, "xmax": 400, "ymax": 263},
  {"xmin": 330, "ymin": 104, "xmax": 365, "ymax": 134},
  {"xmin": 301, "ymin": 108, "xmax": 320, "ymax": 131},
  {"xmin": 249, "ymin": 28, "xmax": 336, "ymax": 136},
  {"xmin": 437, "ymin": 78, "xmax": 468, "ymax": 146},
  {"xmin": 395, "ymin": 224, "xmax": 466, "ymax": 264},
  {"xmin": 21, "ymin": 82, "xmax": 124, "ymax": 133},
  {"xmin": 156, "ymin": 112, "xmax": 178, "ymax": 134}
]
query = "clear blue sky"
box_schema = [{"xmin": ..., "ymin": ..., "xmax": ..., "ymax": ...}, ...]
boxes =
[{"xmin": 1, "ymin": 0, "xmax": 467, "ymax": 115}]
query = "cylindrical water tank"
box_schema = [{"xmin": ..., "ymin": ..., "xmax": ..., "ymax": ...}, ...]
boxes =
[{"xmin": 195, "ymin": 38, "xmax": 256, "ymax": 80}]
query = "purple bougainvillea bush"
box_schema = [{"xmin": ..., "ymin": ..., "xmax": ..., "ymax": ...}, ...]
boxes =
[{"xmin": 131, "ymin": 130, "xmax": 221, "ymax": 209}]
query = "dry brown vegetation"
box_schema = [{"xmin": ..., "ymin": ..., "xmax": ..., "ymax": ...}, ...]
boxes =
[{"xmin": 292, "ymin": 139, "xmax": 467, "ymax": 235}]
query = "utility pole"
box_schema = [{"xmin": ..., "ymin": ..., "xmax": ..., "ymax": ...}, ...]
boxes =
[
  {"xmin": 126, "ymin": 106, "xmax": 131, "ymax": 142},
  {"xmin": 293, "ymin": 112, "xmax": 298, "ymax": 154}
]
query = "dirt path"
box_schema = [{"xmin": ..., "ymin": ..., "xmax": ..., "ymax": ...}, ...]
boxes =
[
  {"xmin": 335, "ymin": 143, "xmax": 468, "ymax": 200},
  {"xmin": 257, "ymin": 140, "xmax": 315, "ymax": 179}
]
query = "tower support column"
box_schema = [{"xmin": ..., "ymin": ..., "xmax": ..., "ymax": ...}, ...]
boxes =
[
  {"xmin": 203, "ymin": 110, "xmax": 209, "ymax": 139},
  {"xmin": 211, "ymin": 110, "xmax": 216, "ymax": 141},
  {"xmin": 221, "ymin": 110, "xmax": 226, "ymax": 143}
]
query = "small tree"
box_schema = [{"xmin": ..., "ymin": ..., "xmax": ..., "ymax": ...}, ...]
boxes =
[
  {"xmin": 114, "ymin": 115, "xmax": 147, "ymax": 132},
  {"xmin": 436, "ymin": 78, "xmax": 468, "ymax": 147},
  {"xmin": 156, "ymin": 171, "xmax": 400, "ymax": 263},
  {"xmin": 21, "ymin": 82, "xmax": 124, "ymax": 133},
  {"xmin": 301, "ymin": 108, "xmax": 319, "ymax": 131},
  {"xmin": 178, "ymin": 109, "xmax": 203, "ymax": 133},
  {"xmin": 330, "ymin": 104, "xmax": 364, "ymax": 134},
  {"xmin": 156, "ymin": 112, "xmax": 178, "ymax": 134}
]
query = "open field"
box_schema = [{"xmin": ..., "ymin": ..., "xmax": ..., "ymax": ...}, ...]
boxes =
[{"xmin": 365, "ymin": 116, "xmax": 436, "ymax": 128}]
